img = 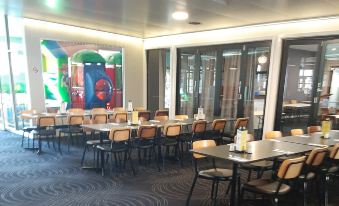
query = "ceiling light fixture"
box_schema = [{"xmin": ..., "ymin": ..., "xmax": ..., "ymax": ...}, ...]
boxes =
[
  {"xmin": 258, "ymin": 55, "xmax": 268, "ymax": 64},
  {"xmin": 172, "ymin": 11, "xmax": 189, "ymax": 21},
  {"xmin": 46, "ymin": 0, "xmax": 57, "ymax": 8},
  {"xmin": 332, "ymin": 48, "xmax": 337, "ymax": 51}
]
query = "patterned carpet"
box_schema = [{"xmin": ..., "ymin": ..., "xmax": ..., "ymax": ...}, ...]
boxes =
[{"xmin": 0, "ymin": 131, "xmax": 338, "ymax": 206}]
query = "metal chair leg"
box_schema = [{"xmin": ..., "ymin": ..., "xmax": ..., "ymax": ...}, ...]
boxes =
[{"xmin": 186, "ymin": 175, "xmax": 198, "ymax": 206}]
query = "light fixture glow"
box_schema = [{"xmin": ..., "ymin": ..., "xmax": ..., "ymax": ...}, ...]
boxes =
[
  {"xmin": 332, "ymin": 48, "xmax": 337, "ymax": 51},
  {"xmin": 258, "ymin": 55, "xmax": 268, "ymax": 64},
  {"xmin": 172, "ymin": 11, "xmax": 189, "ymax": 20},
  {"xmin": 46, "ymin": 0, "xmax": 57, "ymax": 8}
]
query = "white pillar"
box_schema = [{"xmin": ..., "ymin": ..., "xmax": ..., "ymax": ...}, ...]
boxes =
[{"xmin": 169, "ymin": 46, "xmax": 177, "ymax": 119}]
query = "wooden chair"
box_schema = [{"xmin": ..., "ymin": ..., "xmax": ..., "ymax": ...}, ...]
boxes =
[
  {"xmin": 175, "ymin": 114, "xmax": 189, "ymax": 120},
  {"xmin": 239, "ymin": 134, "xmax": 274, "ymax": 181},
  {"xmin": 207, "ymin": 119, "xmax": 227, "ymax": 145},
  {"xmin": 155, "ymin": 109, "xmax": 169, "ymax": 117},
  {"xmin": 138, "ymin": 111, "xmax": 151, "ymax": 121},
  {"xmin": 265, "ymin": 131, "xmax": 282, "ymax": 140},
  {"xmin": 158, "ymin": 124, "xmax": 182, "ymax": 169},
  {"xmin": 97, "ymin": 128, "xmax": 135, "ymax": 176},
  {"xmin": 133, "ymin": 106, "xmax": 146, "ymax": 111},
  {"xmin": 186, "ymin": 140, "xmax": 239, "ymax": 205},
  {"xmin": 91, "ymin": 108, "xmax": 107, "ymax": 115},
  {"xmin": 322, "ymin": 144, "xmax": 339, "ymax": 206},
  {"xmin": 223, "ymin": 117, "xmax": 249, "ymax": 143},
  {"xmin": 112, "ymin": 112, "xmax": 128, "ymax": 123},
  {"xmin": 307, "ymin": 126, "xmax": 321, "ymax": 134},
  {"xmin": 299, "ymin": 147, "xmax": 328, "ymax": 206},
  {"xmin": 20, "ymin": 109, "xmax": 37, "ymax": 148},
  {"xmin": 133, "ymin": 125, "xmax": 159, "ymax": 170},
  {"xmin": 291, "ymin": 129, "xmax": 304, "ymax": 136},
  {"xmin": 35, "ymin": 116, "xmax": 57, "ymax": 154},
  {"xmin": 91, "ymin": 113, "xmax": 108, "ymax": 124},
  {"xmin": 68, "ymin": 108, "xmax": 85, "ymax": 115},
  {"xmin": 240, "ymin": 156, "xmax": 306, "ymax": 206},
  {"xmin": 154, "ymin": 115, "xmax": 169, "ymax": 121},
  {"xmin": 59, "ymin": 115, "xmax": 84, "ymax": 152},
  {"xmin": 113, "ymin": 107, "xmax": 125, "ymax": 112}
]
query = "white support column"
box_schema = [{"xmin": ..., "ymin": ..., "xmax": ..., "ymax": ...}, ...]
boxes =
[
  {"xmin": 263, "ymin": 36, "xmax": 283, "ymax": 138},
  {"xmin": 169, "ymin": 46, "xmax": 177, "ymax": 119}
]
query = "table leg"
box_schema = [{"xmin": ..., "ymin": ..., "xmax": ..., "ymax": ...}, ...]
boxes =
[
  {"xmin": 37, "ymin": 135, "xmax": 42, "ymax": 155},
  {"xmin": 230, "ymin": 162, "xmax": 238, "ymax": 206}
]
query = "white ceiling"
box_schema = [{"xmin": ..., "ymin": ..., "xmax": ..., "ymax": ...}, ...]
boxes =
[{"xmin": 2, "ymin": 0, "xmax": 339, "ymax": 38}]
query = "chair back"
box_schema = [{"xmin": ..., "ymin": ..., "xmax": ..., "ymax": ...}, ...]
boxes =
[
  {"xmin": 277, "ymin": 156, "xmax": 306, "ymax": 179},
  {"xmin": 175, "ymin": 115, "xmax": 189, "ymax": 120},
  {"xmin": 305, "ymin": 147, "xmax": 328, "ymax": 166},
  {"xmin": 68, "ymin": 108, "xmax": 84, "ymax": 115},
  {"xmin": 212, "ymin": 119, "xmax": 227, "ymax": 133},
  {"xmin": 137, "ymin": 125, "xmax": 157, "ymax": 139},
  {"xmin": 109, "ymin": 128, "xmax": 130, "ymax": 142},
  {"xmin": 291, "ymin": 129, "xmax": 304, "ymax": 136},
  {"xmin": 114, "ymin": 112, "xmax": 128, "ymax": 123},
  {"xmin": 155, "ymin": 110, "xmax": 169, "ymax": 117},
  {"xmin": 307, "ymin": 126, "xmax": 321, "ymax": 134},
  {"xmin": 233, "ymin": 117, "xmax": 249, "ymax": 135},
  {"xmin": 138, "ymin": 111, "xmax": 151, "ymax": 121},
  {"xmin": 68, "ymin": 115, "xmax": 84, "ymax": 125},
  {"xmin": 92, "ymin": 114, "xmax": 107, "ymax": 124},
  {"xmin": 163, "ymin": 124, "xmax": 181, "ymax": 137},
  {"xmin": 38, "ymin": 116, "xmax": 56, "ymax": 127},
  {"xmin": 134, "ymin": 106, "xmax": 146, "ymax": 111},
  {"xmin": 192, "ymin": 120, "xmax": 207, "ymax": 134},
  {"xmin": 91, "ymin": 108, "xmax": 107, "ymax": 114},
  {"xmin": 265, "ymin": 131, "xmax": 282, "ymax": 139},
  {"xmin": 330, "ymin": 144, "xmax": 339, "ymax": 160},
  {"xmin": 154, "ymin": 115, "xmax": 168, "ymax": 121},
  {"xmin": 192, "ymin": 140, "xmax": 216, "ymax": 159},
  {"xmin": 113, "ymin": 107, "xmax": 125, "ymax": 112}
]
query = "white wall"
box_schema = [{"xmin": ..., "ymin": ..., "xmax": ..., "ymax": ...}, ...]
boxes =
[
  {"xmin": 23, "ymin": 19, "xmax": 144, "ymax": 112},
  {"xmin": 143, "ymin": 16, "xmax": 339, "ymax": 136}
]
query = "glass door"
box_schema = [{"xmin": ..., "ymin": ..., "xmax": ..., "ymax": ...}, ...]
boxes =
[
  {"xmin": 275, "ymin": 40, "xmax": 322, "ymax": 134},
  {"xmin": 177, "ymin": 48, "xmax": 217, "ymax": 117}
]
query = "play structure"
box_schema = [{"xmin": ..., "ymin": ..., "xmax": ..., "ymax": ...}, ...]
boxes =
[{"xmin": 41, "ymin": 40, "xmax": 123, "ymax": 110}]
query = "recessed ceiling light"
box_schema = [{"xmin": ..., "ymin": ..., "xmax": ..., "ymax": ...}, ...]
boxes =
[
  {"xmin": 332, "ymin": 48, "xmax": 337, "ymax": 51},
  {"xmin": 46, "ymin": 0, "xmax": 57, "ymax": 8},
  {"xmin": 172, "ymin": 11, "xmax": 189, "ymax": 21}
]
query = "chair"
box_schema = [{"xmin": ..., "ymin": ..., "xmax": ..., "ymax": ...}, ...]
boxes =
[
  {"xmin": 155, "ymin": 109, "xmax": 169, "ymax": 117},
  {"xmin": 134, "ymin": 106, "xmax": 146, "ymax": 111},
  {"xmin": 91, "ymin": 108, "xmax": 107, "ymax": 114},
  {"xmin": 154, "ymin": 115, "xmax": 168, "ymax": 121},
  {"xmin": 186, "ymin": 140, "xmax": 239, "ymax": 206},
  {"xmin": 112, "ymin": 112, "xmax": 128, "ymax": 123},
  {"xmin": 207, "ymin": 119, "xmax": 227, "ymax": 145},
  {"xmin": 158, "ymin": 124, "xmax": 182, "ymax": 169},
  {"xmin": 68, "ymin": 108, "xmax": 85, "ymax": 114},
  {"xmin": 20, "ymin": 109, "xmax": 37, "ymax": 148},
  {"xmin": 307, "ymin": 126, "xmax": 321, "ymax": 134},
  {"xmin": 265, "ymin": 131, "xmax": 282, "ymax": 140},
  {"xmin": 222, "ymin": 117, "xmax": 249, "ymax": 143},
  {"xmin": 240, "ymin": 156, "xmax": 306, "ymax": 206},
  {"xmin": 113, "ymin": 107, "xmax": 125, "ymax": 112},
  {"xmin": 35, "ymin": 116, "xmax": 57, "ymax": 154},
  {"xmin": 97, "ymin": 128, "xmax": 135, "ymax": 176},
  {"xmin": 91, "ymin": 113, "xmax": 108, "ymax": 123},
  {"xmin": 322, "ymin": 144, "xmax": 339, "ymax": 206},
  {"xmin": 59, "ymin": 114, "xmax": 84, "ymax": 152},
  {"xmin": 133, "ymin": 125, "xmax": 159, "ymax": 170},
  {"xmin": 175, "ymin": 114, "xmax": 189, "ymax": 120},
  {"xmin": 237, "ymin": 134, "xmax": 274, "ymax": 181},
  {"xmin": 291, "ymin": 129, "xmax": 304, "ymax": 136},
  {"xmin": 138, "ymin": 111, "xmax": 151, "ymax": 121},
  {"xmin": 299, "ymin": 147, "xmax": 328, "ymax": 206}
]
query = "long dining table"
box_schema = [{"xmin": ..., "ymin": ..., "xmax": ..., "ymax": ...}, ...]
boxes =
[{"xmin": 191, "ymin": 138, "xmax": 320, "ymax": 206}]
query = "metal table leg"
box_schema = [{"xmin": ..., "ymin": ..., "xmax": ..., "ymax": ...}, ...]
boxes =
[{"xmin": 230, "ymin": 162, "xmax": 238, "ymax": 206}]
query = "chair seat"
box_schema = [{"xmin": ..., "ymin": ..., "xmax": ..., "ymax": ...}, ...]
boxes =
[
  {"xmin": 199, "ymin": 168, "xmax": 233, "ymax": 180},
  {"xmin": 86, "ymin": 139, "xmax": 110, "ymax": 145},
  {"xmin": 97, "ymin": 144, "xmax": 128, "ymax": 152},
  {"xmin": 133, "ymin": 140, "xmax": 154, "ymax": 149},
  {"xmin": 244, "ymin": 179, "xmax": 291, "ymax": 195},
  {"xmin": 242, "ymin": 160, "xmax": 274, "ymax": 169},
  {"xmin": 327, "ymin": 165, "xmax": 339, "ymax": 173},
  {"xmin": 158, "ymin": 137, "xmax": 177, "ymax": 146},
  {"xmin": 299, "ymin": 172, "xmax": 316, "ymax": 181}
]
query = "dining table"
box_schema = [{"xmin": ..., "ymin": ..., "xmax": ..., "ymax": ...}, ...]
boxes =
[{"xmin": 191, "ymin": 140, "xmax": 317, "ymax": 206}]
